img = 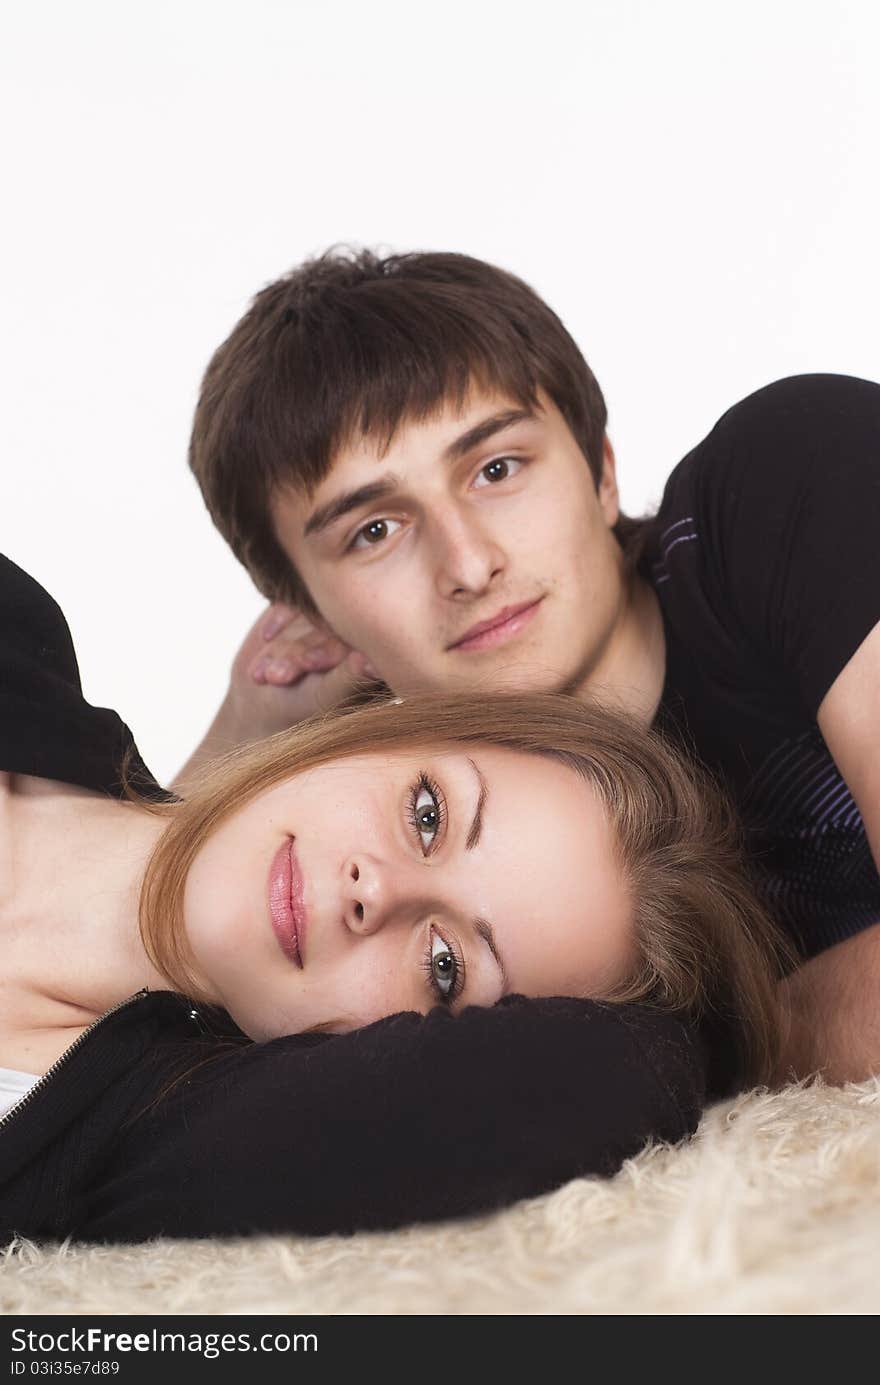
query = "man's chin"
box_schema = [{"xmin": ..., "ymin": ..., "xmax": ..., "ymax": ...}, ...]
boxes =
[
  {"xmin": 408, "ymin": 657, "xmax": 578, "ymax": 700},
  {"xmin": 493, "ymin": 661, "xmax": 580, "ymax": 696}
]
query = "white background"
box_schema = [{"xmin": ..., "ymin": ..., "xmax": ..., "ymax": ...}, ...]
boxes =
[{"xmin": 2, "ymin": 0, "xmax": 878, "ymax": 783}]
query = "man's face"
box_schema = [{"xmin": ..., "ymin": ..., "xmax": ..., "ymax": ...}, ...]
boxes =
[{"xmin": 272, "ymin": 389, "xmax": 626, "ymax": 698}]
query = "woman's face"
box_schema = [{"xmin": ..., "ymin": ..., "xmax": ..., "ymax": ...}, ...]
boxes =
[{"xmin": 182, "ymin": 745, "xmax": 636, "ymax": 1041}]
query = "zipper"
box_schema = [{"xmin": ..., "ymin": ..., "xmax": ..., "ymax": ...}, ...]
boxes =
[{"xmin": 0, "ymin": 988, "xmax": 150, "ymax": 1133}]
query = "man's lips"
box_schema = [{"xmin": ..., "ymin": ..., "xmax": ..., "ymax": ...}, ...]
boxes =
[
  {"xmin": 267, "ymin": 837, "xmax": 306, "ymax": 968},
  {"xmin": 448, "ymin": 598, "xmax": 544, "ymax": 652}
]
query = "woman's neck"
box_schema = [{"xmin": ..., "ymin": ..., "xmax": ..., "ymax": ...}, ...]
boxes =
[{"xmin": 0, "ymin": 773, "xmax": 172, "ymax": 1035}]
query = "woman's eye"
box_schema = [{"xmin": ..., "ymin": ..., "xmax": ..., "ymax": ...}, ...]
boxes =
[
  {"xmin": 351, "ymin": 517, "xmax": 402, "ymax": 550},
  {"xmin": 429, "ymin": 930, "xmax": 460, "ymax": 1001},
  {"xmin": 408, "ymin": 773, "xmax": 446, "ymax": 857},
  {"xmin": 473, "ymin": 456, "xmax": 523, "ymax": 488},
  {"xmin": 413, "ymin": 782, "xmax": 441, "ymax": 852},
  {"xmin": 421, "ymin": 928, "xmax": 463, "ymax": 1007}
]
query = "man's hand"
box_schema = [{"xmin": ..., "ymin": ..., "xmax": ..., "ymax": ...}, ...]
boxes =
[
  {"xmin": 783, "ymin": 618, "xmax": 880, "ymax": 1082},
  {"xmin": 173, "ymin": 604, "xmax": 378, "ymax": 791},
  {"xmin": 774, "ymin": 923, "xmax": 880, "ymax": 1084},
  {"xmin": 228, "ymin": 602, "xmax": 378, "ymax": 740}
]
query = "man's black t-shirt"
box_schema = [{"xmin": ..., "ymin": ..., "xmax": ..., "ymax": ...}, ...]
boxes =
[{"xmin": 647, "ymin": 373, "xmax": 880, "ymax": 959}]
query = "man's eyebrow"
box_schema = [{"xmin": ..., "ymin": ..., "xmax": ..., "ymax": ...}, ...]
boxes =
[
  {"xmin": 303, "ymin": 409, "xmax": 534, "ymax": 538},
  {"xmin": 303, "ymin": 477, "xmax": 400, "ymax": 538},
  {"xmin": 442, "ymin": 408, "xmax": 535, "ymax": 464},
  {"xmin": 473, "ymin": 915, "xmax": 510, "ymax": 996},
  {"xmin": 465, "ymin": 755, "xmax": 488, "ymax": 850}
]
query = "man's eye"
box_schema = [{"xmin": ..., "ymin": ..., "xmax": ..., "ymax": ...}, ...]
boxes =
[
  {"xmin": 351, "ymin": 517, "xmax": 402, "ymax": 550},
  {"xmin": 473, "ymin": 456, "xmax": 523, "ymax": 488}
]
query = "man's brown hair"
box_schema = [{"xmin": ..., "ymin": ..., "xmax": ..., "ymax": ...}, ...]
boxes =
[{"xmin": 189, "ymin": 247, "xmax": 645, "ymax": 611}]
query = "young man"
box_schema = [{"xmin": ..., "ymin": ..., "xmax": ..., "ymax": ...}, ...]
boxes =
[{"xmin": 184, "ymin": 248, "xmax": 880, "ymax": 1082}]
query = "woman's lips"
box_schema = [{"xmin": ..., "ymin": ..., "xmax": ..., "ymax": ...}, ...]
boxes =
[
  {"xmin": 267, "ymin": 837, "xmax": 306, "ymax": 968},
  {"xmin": 449, "ymin": 597, "xmax": 544, "ymax": 653}
]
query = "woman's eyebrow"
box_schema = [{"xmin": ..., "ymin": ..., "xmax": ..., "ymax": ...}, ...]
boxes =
[
  {"xmin": 453, "ymin": 759, "xmax": 508, "ymax": 997},
  {"xmin": 472, "ymin": 915, "xmax": 510, "ymax": 996},
  {"xmin": 465, "ymin": 756, "xmax": 488, "ymax": 849}
]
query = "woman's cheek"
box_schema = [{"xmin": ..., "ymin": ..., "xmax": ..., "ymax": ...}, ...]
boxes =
[{"xmin": 323, "ymin": 959, "xmax": 401, "ymax": 1032}]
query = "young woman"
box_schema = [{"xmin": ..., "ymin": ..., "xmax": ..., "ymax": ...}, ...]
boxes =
[{"xmin": 0, "ymin": 555, "xmax": 788, "ymax": 1244}]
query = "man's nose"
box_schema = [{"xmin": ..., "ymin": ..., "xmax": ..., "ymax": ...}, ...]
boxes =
[{"xmin": 430, "ymin": 505, "xmax": 505, "ymax": 599}]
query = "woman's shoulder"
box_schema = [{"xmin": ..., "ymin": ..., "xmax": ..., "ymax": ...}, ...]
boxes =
[
  {"xmin": 0, "ymin": 553, "xmax": 83, "ymax": 691},
  {"xmin": 0, "ymin": 554, "xmax": 167, "ymax": 800}
]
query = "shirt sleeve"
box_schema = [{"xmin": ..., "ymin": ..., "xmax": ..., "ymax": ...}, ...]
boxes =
[
  {"xmin": 0, "ymin": 554, "xmax": 167, "ymax": 798},
  {"xmin": 680, "ymin": 374, "xmax": 880, "ymax": 716},
  {"xmin": 82, "ymin": 997, "xmax": 706, "ymax": 1240}
]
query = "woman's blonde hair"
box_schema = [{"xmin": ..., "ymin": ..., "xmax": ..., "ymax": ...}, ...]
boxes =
[{"xmin": 138, "ymin": 692, "xmax": 791, "ymax": 1088}]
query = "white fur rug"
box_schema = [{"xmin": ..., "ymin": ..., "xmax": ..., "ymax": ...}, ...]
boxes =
[{"xmin": 3, "ymin": 1078, "xmax": 879, "ymax": 1316}]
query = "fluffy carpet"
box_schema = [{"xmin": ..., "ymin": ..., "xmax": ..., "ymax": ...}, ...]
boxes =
[{"xmin": 3, "ymin": 1077, "xmax": 879, "ymax": 1316}]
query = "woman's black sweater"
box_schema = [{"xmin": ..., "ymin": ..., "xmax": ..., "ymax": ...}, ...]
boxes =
[{"xmin": 0, "ymin": 555, "xmax": 707, "ymax": 1242}]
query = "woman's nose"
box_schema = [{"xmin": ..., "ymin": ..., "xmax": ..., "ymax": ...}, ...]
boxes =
[{"xmin": 342, "ymin": 855, "xmax": 389, "ymax": 935}]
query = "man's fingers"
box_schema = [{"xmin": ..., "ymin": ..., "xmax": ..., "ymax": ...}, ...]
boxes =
[
  {"xmin": 355, "ymin": 654, "xmax": 380, "ymax": 680},
  {"xmin": 248, "ymin": 650, "xmax": 342, "ymax": 686},
  {"xmin": 248, "ymin": 636, "xmax": 351, "ymax": 686},
  {"xmin": 264, "ymin": 646, "xmax": 345, "ymax": 685},
  {"xmin": 310, "ymin": 650, "xmax": 380, "ymax": 709},
  {"xmin": 260, "ymin": 603, "xmax": 302, "ymax": 642}
]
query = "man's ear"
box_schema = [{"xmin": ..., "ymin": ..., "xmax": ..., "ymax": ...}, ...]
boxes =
[{"xmin": 597, "ymin": 435, "xmax": 621, "ymax": 528}]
